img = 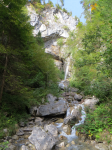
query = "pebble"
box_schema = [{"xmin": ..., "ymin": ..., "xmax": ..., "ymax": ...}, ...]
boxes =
[
  {"xmin": 24, "ymin": 135, "xmax": 29, "ymax": 139},
  {"xmin": 12, "ymin": 135, "xmax": 19, "ymax": 140},
  {"xmin": 71, "ymin": 141, "xmax": 75, "ymax": 145},
  {"xmin": 66, "ymin": 144, "xmax": 70, "ymax": 147}
]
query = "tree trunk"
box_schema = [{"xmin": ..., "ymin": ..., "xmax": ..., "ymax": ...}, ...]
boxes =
[{"xmin": 0, "ymin": 55, "xmax": 8, "ymax": 104}]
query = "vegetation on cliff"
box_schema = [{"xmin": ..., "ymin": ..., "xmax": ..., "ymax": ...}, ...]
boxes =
[
  {"xmin": 66, "ymin": 0, "xmax": 112, "ymax": 141},
  {"xmin": 0, "ymin": 0, "xmax": 60, "ymax": 138}
]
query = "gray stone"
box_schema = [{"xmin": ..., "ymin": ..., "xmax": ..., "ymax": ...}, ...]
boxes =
[
  {"xmin": 82, "ymin": 96, "xmax": 99, "ymax": 109},
  {"xmin": 95, "ymin": 143, "xmax": 109, "ymax": 150},
  {"xmin": 26, "ymin": 5, "xmax": 77, "ymax": 77},
  {"xmin": 16, "ymin": 129, "xmax": 24, "ymax": 136},
  {"xmin": 64, "ymin": 106, "xmax": 82, "ymax": 125},
  {"xmin": 22, "ymin": 128, "xmax": 33, "ymax": 132},
  {"xmin": 62, "ymin": 125, "xmax": 71, "ymax": 135},
  {"xmin": 109, "ymin": 144, "xmax": 112, "ymax": 150},
  {"xmin": 74, "ymin": 93, "xmax": 83, "ymax": 101},
  {"xmin": 20, "ymin": 145, "xmax": 28, "ymax": 150},
  {"xmin": 28, "ymin": 127, "xmax": 56, "ymax": 150},
  {"xmin": 44, "ymin": 124, "xmax": 58, "ymax": 137},
  {"xmin": 34, "ymin": 117, "xmax": 44, "ymax": 126},
  {"xmin": 69, "ymin": 87, "xmax": 79, "ymax": 92},
  {"xmin": 19, "ymin": 121, "xmax": 25, "ymax": 127},
  {"xmin": 39, "ymin": 99, "xmax": 68, "ymax": 116},
  {"xmin": 12, "ymin": 135, "xmax": 19, "ymax": 140},
  {"xmin": 46, "ymin": 94, "xmax": 57, "ymax": 103},
  {"xmin": 3, "ymin": 128, "xmax": 8, "ymax": 133},
  {"xmin": 30, "ymin": 106, "xmax": 40, "ymax": 116},
  {"xmin": 7, "ymin": 144, "xmax": 16, "ymax": 150},
  {"xmin": 58, "ymin": 80, "xmax": 69, "ymax": 90}
]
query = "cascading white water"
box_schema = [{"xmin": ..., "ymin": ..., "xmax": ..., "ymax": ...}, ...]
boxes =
[
  {"xmin": 64, "ymin": 57, "xmax": 70, "ymax": 80},
  {"xmin": 56, "ymin": 104, "xmax": 86, "ymax": 143}
]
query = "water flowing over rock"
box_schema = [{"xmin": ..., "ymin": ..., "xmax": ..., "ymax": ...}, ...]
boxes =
[
  {"xmin": 2, "ymin": 89, "xmax": 106, "ymax": 150},
  {"xmin": 64, "ymin": 105, "xmax": 82, "ymax": 125},
  {"xmin": 58, "ymin": 80, "xmax": 69, "ymax": 90}
]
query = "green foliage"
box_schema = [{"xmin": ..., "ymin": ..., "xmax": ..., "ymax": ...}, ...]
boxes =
[
  {"xmin": 68, "ymin": 0, "xmax": 112, "ymax": 100},
  {"xmin": 60, "ymin": 0, "xmax": 64, "ymax": 6},
  {"xmin": 0, "ymin": 141, "xmax": 9, "ymax": 150},
  {"xmin": 76, "ymin": 102, "xmax": 112, "ymax": 140},
  {"xmin": 55, "ymin": 4, "xmax": 62, "ymax": 10},
  {"xmin": 62, "ymin": 8, "xmax": 72, "ymax": 16},
  {"xmin": 35, "ymin": 2, "xmax": 45, "ymax": 14},
  {"xmin": 54, "ymin": 15, "xmax": 59, "ymax": 22},
  {"xmin": 57, "ymin": 38, "xmax": 64, "ymax": 47},
  {"xmin": 65, "ymin": 0, "xmax": 112, "ymax": 141},
  {"xmin": 0, "ymin": 0, "xmax": 59, "ymax": 138},
  {"xmin": 63, "ymin": 25, "xmax": 69, "ymax": 31},
  {"xmin": 58, "ymin": 70, "xmax": 65, "ymax": 80},
  {"xmin": 62, "ymin": 8, "xmax": 68, "ymax": 13},
  {"xmin": 77, "ymin": 22, "xmax": 83, "ymax": 28},
  {"xmin": 48, "ymin": 0, "xmax": 54, "ymax": 7}
]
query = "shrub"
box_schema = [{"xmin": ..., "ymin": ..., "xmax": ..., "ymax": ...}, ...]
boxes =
[
  {"xmin": 63, "ymin": 8, "xmax": 68, "ymax": 13},
  {"xmin": 45, "ymin": 3, "xmax": 51, "ymax": 9},
  {"xmin": 57, "ymin": 38, "xmax": 64, "ymax": 47},
  {"xmin": 54, "ymin": 15, "xmax": 59, "ymax": 22},
  {"xmin": 55, "ymin": 4, "xmax": 62, "ymax": 10},
  {"xmin": 63, "ymin": 25, "xmax": 69, "ymax": 31},
  {"xmin": 48, "ymin": 0, "xmax": 54, "ymax": 7}
]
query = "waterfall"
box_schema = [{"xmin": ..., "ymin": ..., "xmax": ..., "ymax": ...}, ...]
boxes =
[
  {"xmin": 64, "ymin": 57, "xmax": 70, "ymax": 80},
  {"xmin": 56, "ymin": 104, "xmax": 86, "ymax": 143}
]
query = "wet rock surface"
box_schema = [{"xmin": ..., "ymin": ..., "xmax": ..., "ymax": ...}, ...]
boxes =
[{"xmin": 1, "ymin": 84, "xmax": 111, "ymax": 150}]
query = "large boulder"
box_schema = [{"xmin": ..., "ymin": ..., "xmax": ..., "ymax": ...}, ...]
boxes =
[
  {"xmin": 64, "ymin": 105, "xmax": 82, "ymax": 125},
  {"xmin": 30, "ymin": 106, "xmax": 40, "ymax": 117},
  {"xmin": 44, "ymin": 124, "xmax": 58, "ymax": 138},
  {"xmin": 39, "ymin": 99, "xmax": 68, "ymax": 116},
  {"xmin": 46, "ymin": 94, "xmax": 57, "ymax": 103},
  {"xmin": 28, "ymin": 127, "xmax": 56, "ymax": 150},
  {"xmin": 58, "ymin": 80, "xmax": 69, "ymax": 90},
  {"xmin": 74, "ymin": 93, "xmax": 83, "ymax": 101},
  {"xmin": 82, "ymin": 96, "xmax": 99, "ymax": 109},
  {"xmin": 61, "ymin": 125, "xmax": 71, "ymax": 135}
]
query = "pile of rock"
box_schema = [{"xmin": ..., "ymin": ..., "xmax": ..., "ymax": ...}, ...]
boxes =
[{"xmin": 0, "ymin": 81, "xmax": 102, "ymax": 150}]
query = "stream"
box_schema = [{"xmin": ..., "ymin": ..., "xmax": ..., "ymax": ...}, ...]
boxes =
[
  {"xmin": 1, "ymin": 80, "xmax": 99, "ymax": 150},
  {"xmin": 13, "ymin": 103, "xmax": 97, "ymax": 150}
]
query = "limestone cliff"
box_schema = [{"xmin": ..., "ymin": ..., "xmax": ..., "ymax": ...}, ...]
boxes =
[{"xmin": 27, "ymin": 4, "xmax": 77, "ymax": 78}]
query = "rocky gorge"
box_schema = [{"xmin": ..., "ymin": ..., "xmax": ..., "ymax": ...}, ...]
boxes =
[
  {"xmin": 0, "ymin": 3, "xmax": 112, "ymax": 150},
  {"xmin": 1, "ymin": 80, "xmax": 112, "ymax": 150}
]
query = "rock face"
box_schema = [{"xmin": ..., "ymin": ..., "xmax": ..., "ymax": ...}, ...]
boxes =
[
  {"xmin": 44, "ymin": 124, "xmax": 58, "ymax": 137},
  {"xmin": 82, "ymin": 96, "xmax": 99, "ymax": 109},
  {"xmin": 28, "ymin": 126, "xmax": 56, "ymax": 150},
  {"xmin": 27, "ymin": 4, "xmax": 77, "ymax": 78},
  {"xmin": 30, "ymin": 94, "xmax": 68, "ymax": 117},
  {"xmin": 64, "ymin": 105, "xmax": 82, "ymax": 125},
  {"xmin": 39, "ymin": 99, "xmax": 68, "ymax": 116}
]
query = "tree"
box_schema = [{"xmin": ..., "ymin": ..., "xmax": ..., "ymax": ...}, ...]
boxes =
[
  {"xmin": 60, "ymin": 0, "xmax": 64, "ymax": 6},
  {"xmin": 0, "ymin": 0, "xmax": 58, "ymax": 106}
]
